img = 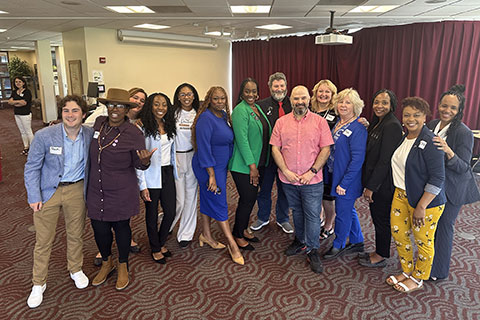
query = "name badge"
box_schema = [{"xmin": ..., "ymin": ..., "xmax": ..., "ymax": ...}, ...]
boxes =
[
  {"xmin": 343, "ymin": 129, "xmax": 352, "ymax": 137},
  {"xmin": 326, "ymin": 114, "xmax": 335, "ymax": 121},
  {"xmin": 419, "ymin": 140, "xmax": 427, "ymax": 149},
  {"xmin": 50, "ymin": 146, "xmax": 62, "ymax": 155},
  {"xmin": 93, "ymin": 131, "xmax": 100, "ymax": 139}
]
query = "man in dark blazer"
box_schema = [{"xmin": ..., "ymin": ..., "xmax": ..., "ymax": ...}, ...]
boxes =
[
  {"xmin": 250, "ymin": 72, "xmax": 293, "ymax": 234},
  {"xmin": 24, "ymin": 95, "xmax": 93, "ymax": 308}
]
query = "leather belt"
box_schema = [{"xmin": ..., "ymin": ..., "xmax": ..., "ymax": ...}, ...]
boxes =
[
  {"xmin": 58, "ymin": 179, "xmax": 84, "ymax": 187},
  {"xmin": 176, "ymin": 149, "xmax": 193, "ymax": 153}
]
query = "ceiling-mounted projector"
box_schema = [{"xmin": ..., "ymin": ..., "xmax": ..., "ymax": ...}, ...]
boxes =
[
  {"xmin": 316, "ymin": 11, "xmax": 353, "ymax": 45},
  {"xmin": 315, "ymin": 34, "xmax": 352, "ymax": 45}
]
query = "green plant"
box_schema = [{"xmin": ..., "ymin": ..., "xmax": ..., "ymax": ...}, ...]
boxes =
[{"xmin": 7, "ymin": 56, "xmax": 33, "ymax": 79}]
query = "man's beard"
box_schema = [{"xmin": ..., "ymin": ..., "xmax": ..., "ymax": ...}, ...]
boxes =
[
  {"xmin": 293, "ymin": 103, "xmax": 307, "ymax": 116},
  {"xmin": 271, "ymin": 90, "xmax": 286, "ymax": 102}
]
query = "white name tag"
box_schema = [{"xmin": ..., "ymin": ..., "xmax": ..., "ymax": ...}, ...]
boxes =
[
  {"xmin": 50, "ymin": 146, "xmax": 62, "ymax": 155},
  {"xmin": 326, "ymin": 114, "xmax": 335, "ymax": 121},
  {"xmin": 419, "ymin": 140, "xmax": 427, "ymax": 149},
  {"xmin": 343, "ymin": 129, "xmax": 352, "ymax": 137},
  {"xmin": 93, "ymin": 131, "xmax": 100, "ymax": 139}
]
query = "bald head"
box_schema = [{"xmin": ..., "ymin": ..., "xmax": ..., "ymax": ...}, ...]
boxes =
[
  {"xmin": 291, "ymin": 85, "xmax": 309, "ymax": 99},
  {"xmin": 290, "ymin": 85, "xmax": 310, "ymax": 117}
]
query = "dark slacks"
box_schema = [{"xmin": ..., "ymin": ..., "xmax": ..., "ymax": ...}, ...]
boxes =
[
  {"xmin": 144, "ymin": 166, "xmax": 176, "ymax": 253},
  {"xmin": 430, "ymin": 200, "xmax": 463, "ymax": 279},
  {"xmin": 369, "ymin": 189, "xmax": 394, "ymax": 258},
  {"xmin": 232, "ymin": 167, "xmax": 264, "ymax": 239},
  {"xmin": 91, "ymin": 219, "xmax": 131, "ymax": 263},
  {"xmin": 256, "ymin": 162, "xmax": 289, "ymax": 223}
]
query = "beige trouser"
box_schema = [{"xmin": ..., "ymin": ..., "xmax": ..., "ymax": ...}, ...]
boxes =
[
  {"xmin": 170, "ymin": 151, "xmax": 198, "ymax": 242},
  {"xmin": 32, "ymin": 181, "xmax": 86, "ymax": 285}
]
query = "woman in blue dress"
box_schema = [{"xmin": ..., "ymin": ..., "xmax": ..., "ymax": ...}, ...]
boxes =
[{"xmin": 192, "ymin": 86, "xmax": 244, "ymax": 265}]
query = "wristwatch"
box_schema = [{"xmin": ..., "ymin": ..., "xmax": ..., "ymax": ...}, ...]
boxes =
[{"xmin": 309, "ymin": 167, "xmax": 318, "ymax": 174}]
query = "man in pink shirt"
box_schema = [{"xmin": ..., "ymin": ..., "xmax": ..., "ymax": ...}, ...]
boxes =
[{"xmin": 270, "ymin": 85, "xmax": 333, "ymax": 274}]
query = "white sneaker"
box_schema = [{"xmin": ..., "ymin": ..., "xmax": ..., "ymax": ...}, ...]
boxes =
[
  {"xmin": 27, "ymin": 284, "xmax": 46, "ymax": 308},
  {"xmin": 70, "ymin": 270, "xmax": 89, "ymax": 289}
]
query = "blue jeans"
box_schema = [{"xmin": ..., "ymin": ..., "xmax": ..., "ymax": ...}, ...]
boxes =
[
  {"xmin": 333, "ymin": 197, "xmax": 364, "ymax": 249},
  {"xmin": 256, "ymin": 163, "xmax": 289, "ymax": 223},
  {"xmin": 282, "ymin": 181, "xmax": 323, "ymax": 250}
]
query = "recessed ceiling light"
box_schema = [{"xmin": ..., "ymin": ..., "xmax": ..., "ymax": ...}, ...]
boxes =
[
  {"xmin": 256, "ymin": 24, "xmax": 292, "ymax": 31},
  {"xmin": 205, "ymin": 31, "xmax": 231, "ymax": 36},
  {"xmin": 0, "ymin": 29, "xmax": 7, "ymax": 32},
  {"xmin": 349, "ymin": 5, "xmax": 398, "ymax": 13},
  {"xmin": 231, "ymin": 5, "xmax": 271, "ymax": 14},
  {"xmin": 11, "ymin": 46, "xmax": 33, "ymax": 50},
  {"xmin": 106, "ymin": 6, "xmax": 154, "ymax": 14},
  {"xmin": 0, "ymin": 10, "xmax": 9, "ymax": 14},
  {"xmin": 61, "ymin": 1, "xmax": 81, "ymax": 5},
  {"xmin": 134, "ymin": 24, "xmax": 170, "ymax": 30}
]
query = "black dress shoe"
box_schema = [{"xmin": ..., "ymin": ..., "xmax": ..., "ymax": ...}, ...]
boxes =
[
  {"xmin": 162, "ymin": 250, "xmax": 172, "ymax": 257},
  {"xmin": 179, "ymin": 240, "xmax": 191, "ymax": 248},
  {"xmin": 345, "ymin": 242, "xmax": 364, "ymax": 254},
  {"xmin": 238, "ymin": 243, "xmax": 255, "ymax": 251},
  {"xmin": 323, "ymin": 246, "xmax": 346, "ymax": 259},
  {"xmin": 152, "ymin": 253, "xmax": 166, "ymax": 264},
  {"xmin": 130, "ymin": 244, "xmax": 141, "ymax": 253},
  {"xmin": 245, "ymin": 236, "xmax": 260, "ymax": 243},
  {"xmin": 358, "ymin": 256, "xmax": 387, "ymax": 268}
]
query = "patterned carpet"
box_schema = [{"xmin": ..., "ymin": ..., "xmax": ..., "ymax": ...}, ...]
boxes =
[{"xmin": 1, "ymin": 106, "xmax": 479, "ymax": 320}]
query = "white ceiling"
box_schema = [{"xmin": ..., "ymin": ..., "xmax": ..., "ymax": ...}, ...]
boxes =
[{"xmin": 0, "ymin": 0, "xmax": 479, "ymax": 49}]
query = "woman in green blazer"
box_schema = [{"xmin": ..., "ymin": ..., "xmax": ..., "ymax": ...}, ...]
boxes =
[{"xmin": 229, "ymin": 78, "xmax": 271, "ymax": 250}]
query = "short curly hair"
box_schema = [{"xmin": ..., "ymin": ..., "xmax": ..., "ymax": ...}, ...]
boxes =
[
  {"xmin": 401, "ymin": 97, "xmax": 431, "ymax": 116},
  {"xmin": 60, "ymin": 95, "xmax": 89, "ymax": 114}
]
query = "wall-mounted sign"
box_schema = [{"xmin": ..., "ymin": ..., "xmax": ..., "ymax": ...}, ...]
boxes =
[
  {"xmin": 92, "ymin": 70, "xmax": 104, "ymax": 83},
  {"xmin": 99, "ymin": 57, "xmax": 106, "ymax": 64}
]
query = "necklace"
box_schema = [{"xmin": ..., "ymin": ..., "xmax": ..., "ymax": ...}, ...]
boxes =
[
  {"xmin": 97, "ymin": 122, "xmax": 122, "ymax": 164},
  {"xmin": 334, "ymin": 115, "xmax": 356, "ymax": 133}
]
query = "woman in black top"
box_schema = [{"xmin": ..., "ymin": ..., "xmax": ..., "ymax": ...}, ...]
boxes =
[
  {"xmin": 359, "ymin": 89, "xmax": 403, "ymax": 267},
  {"xmin": 310, "ymin": 79, "xmax": 338, "ymax": 239},
  {"xmin": 8, "ymin": 76, "xmax": 34, "ymax": 155}
]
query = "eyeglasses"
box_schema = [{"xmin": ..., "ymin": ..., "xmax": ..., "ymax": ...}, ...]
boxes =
[
  {"xmin": 179, "ymin": 92, "xmax": 194, "ymax": 98},
  {"xmin": 107, "ymin": 103, "xmax": 127, "ymax": 109}
]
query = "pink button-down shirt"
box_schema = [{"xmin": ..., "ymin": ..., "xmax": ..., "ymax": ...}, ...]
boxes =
[{"xmin": 270, "ymin": 111, "xmax": 333, "ymax": 186}]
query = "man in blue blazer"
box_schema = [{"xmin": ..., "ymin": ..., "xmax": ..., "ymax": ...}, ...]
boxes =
[{"xmin": 24, "ymin": 95, "xmax": 93, "ymax": 308}]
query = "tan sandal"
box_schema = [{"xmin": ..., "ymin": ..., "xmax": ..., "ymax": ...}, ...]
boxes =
[
  {"xmin": 386, "ymin": 272, "xmax": 410, "ymax": 286},
  {"xmin": 394, "ymin": 277, "xmax": 423, "ymax": 293}
]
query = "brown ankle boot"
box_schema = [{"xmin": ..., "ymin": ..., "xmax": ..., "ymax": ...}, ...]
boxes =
[
  {"xmin": 92, "ymin": 256, "xmax": 115, "ymax": 286},
  {"xmin": 116, "ymin": 262, "xmax": 129, "ymax": 290}
]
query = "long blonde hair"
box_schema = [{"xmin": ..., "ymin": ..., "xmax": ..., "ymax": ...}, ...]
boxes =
[
  {"xmin": 311, "ymin": 79, "xmax": 337, "ymax": 112},
  {"xmin": 191, "ymin": 86, "xmax": 232, "ymax": 151}
]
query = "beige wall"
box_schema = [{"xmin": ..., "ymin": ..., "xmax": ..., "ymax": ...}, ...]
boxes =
[
  {"xmin": 62, "ymin": 28, "xmax": 88, "ymax": 95},
  {"xmin": 82, "ymin": 27, "xmax": 230, "ymax": 99}
]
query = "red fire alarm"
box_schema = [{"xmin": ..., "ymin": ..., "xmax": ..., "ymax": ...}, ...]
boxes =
[{"xmin": 99, "ymin": 57, "xmax": 106, "ymax": 64}]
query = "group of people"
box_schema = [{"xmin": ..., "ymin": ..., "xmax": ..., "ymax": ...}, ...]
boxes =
[{"xmin": 22, "ymin": 71, "xmax": 479, "ymax": 308}]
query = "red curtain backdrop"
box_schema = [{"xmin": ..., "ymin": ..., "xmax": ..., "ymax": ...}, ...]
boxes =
[{"xmin": 232, "ymin": 21, "xmax": 480, "ymax": 132}]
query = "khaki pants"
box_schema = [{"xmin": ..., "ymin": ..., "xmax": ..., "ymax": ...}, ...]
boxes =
[{"xmin": 32, "ymin": 181, "xmax": 86, "ymax": 285}]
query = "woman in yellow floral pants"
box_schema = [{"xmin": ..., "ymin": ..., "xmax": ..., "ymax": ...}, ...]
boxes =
[{"xmin": 387, "ymin": 97, "xmax": 446, "ymax": 293}]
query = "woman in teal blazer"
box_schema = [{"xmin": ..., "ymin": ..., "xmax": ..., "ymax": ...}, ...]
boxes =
[{"xmin": 229, "ymin": 78, "xmax": 271, "ymax": 250}]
